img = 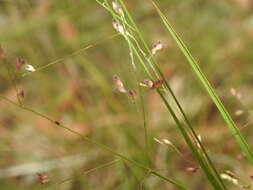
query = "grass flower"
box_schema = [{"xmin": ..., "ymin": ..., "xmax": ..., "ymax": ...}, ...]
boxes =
[
  {"xmin": 36, "ymin": 173, "xmax": 49, "ymax": 184},
  {"xmin": 112, "ymin": 20, "xmax": 124, "ymax": 34},
  {"xmin": 112, "ymin": 1, "xmax": 124, "ymax": 15},
  {"xmin": 15, "ymin": 57, "xmax": 26, "ymax": 71},
  {"xmin": 152, "ymin": 40, "xmax": 163, "ymax": 55},
  {"xmin": 185, "ymin": 167, "xmax": 199, "ymax": 173},
  {"xmin": 129, "ymin": 89, "xmax": 137, "ymax": 102},
  {"xmin": 25, "ymin": 64, "xmax": 36, "ymax": 72},
  {"xmin": 18, "ymin": 90, "xmax": 25, "ymax": 98},
  {"xmin": 113, "ymin": 75, "xmax": 126, "ymax": 93}
]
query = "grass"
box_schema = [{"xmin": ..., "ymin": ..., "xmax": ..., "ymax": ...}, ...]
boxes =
[
  {"xmin": 151, "ymin": 0, "xmax": 253, "ymax": 166},
  {"xmin": 96, "ymin": 0, "xmax": 229, "ymax": 189},
  {"xmin": 0, "ymin": 94, "xmax": 190, "ymax": 190},
  {"xmin": 0, "ymin": 0, "xmax": 253, "ymax": 190}
]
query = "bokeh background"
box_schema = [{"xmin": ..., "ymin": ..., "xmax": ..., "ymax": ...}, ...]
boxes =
[{"xmin": 0, "ymin": 0, "xmax": 253, "ymax": 189}]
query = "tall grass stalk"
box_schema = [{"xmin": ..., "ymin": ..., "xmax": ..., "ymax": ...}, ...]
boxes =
[
  {"xmin": 96, "ymin": 0, "xmax": 229, "ymax": 189},
  {"xmin": 150, "ymin": 0, "xmax": 253, "ymax": 166}
]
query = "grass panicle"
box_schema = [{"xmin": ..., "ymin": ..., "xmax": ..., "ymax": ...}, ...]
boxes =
[
  {"xmin": 95, "ymin": 0, "xmax": 230, "ymax": 189},
  {"xmin": 1, "ymin": 1, "xmax": 252, "ymax": 189}
]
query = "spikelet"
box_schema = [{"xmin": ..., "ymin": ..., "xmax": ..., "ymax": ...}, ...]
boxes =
[
  {"xmin": 112, "ymin": 1, "xmax": 124, "ymax": 15},
  {"xmin": 113, "ymin": 75, "xmax": 126, "ymax": 93},
  {"xmin": 152, "ymin": 40, "xmax": 163, "ymax": 55}
]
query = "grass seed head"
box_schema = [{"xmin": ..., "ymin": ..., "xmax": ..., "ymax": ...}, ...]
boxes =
[
  {"xmin": 139, "ymin": 79, "xmax": 153, "ymax": 88},
  {"xmin": 152, "ymin": 79, "xmax": 165, "ymax": 88},
  {"xmin": 140, "ymin": 79, "xmax": 164, "ymax": 89},
  {"xmin": 25, "ymin": 64, "xmax": 36, "ymax": 72},
  {"xmin": 112, "ymin": 20, "xmax": 124, "ymax": 34},
  {"xmin": 185, "ymin": 167, "xmax": 199, "ymax": 173},
  {"xmin": 230, "ymin": 88, "xmax": 237, "ymax": 96},
  {"xmin": 37, "ymin": 173, "xmax": 49, "ymax": 184},
  {"xmin": 152, "ymin": 40, "xmax": 163, "ymax": 55},
  {"xmin": 143, "ymin": 79, "xmax": 154, "ymax": 88},
  {"xmin": 112, "ymin": 1, "xmax": 124, "ymax": 15},
  {"xmin": 113, "ymin": 75, "xmax": 126, "ymax": 93},
  {"xmin": 16, "ymin": 57, "xmax": 26, "ymax": 71},
  {"xmin": 230, "ymin": 88, "xmax": 242, "ymax": 100},
  {"xmin": 220, "ymin": 172, "xmax": 239, "ymax": 186},
  {"xmin": 235, "ymin": 110, "xmax": 244, "ymax": 116},
  {"xmin": 162, "ymin": 139, "xmax": 172, "ymax": 145},
  {"xmin": 18, "ymin": 89, "xmax": 25, "ymax": 98},
  {"xmin": 129, "ymin": 89, "xmax": 137, "ymax": 102}
]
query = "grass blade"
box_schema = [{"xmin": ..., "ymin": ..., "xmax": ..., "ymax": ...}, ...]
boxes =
[{"xmin": 151, "ymin": 0, "xmax": 253, "ymax": 165}]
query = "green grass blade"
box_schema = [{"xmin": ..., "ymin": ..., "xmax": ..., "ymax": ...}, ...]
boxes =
[{"xmin": 151, "ymin": 0, "xmax": 253, "ymax": 165}]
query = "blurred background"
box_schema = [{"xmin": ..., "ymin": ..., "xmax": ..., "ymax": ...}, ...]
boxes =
[{"xmin": 0, "ymin": 0, "xmax": 253, "ymax": 189}]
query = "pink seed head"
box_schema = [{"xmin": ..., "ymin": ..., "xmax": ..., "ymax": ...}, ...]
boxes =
[
  {"xmin": 112, "ymin": 1, "xmax": 124, "ymax": 15},
  {"xmin": 37, "ymin": 173, "xmax": 49, "ymax": 184},
  {"xmin": 112, "ymin": 20, "xmax": 124, "ymax": 34},
  {"xmin": 113, "ymin": 75, "xmax": 126, "ymax": 93},
  {"xmin": 16, "ymin": 57, "xmax": 26, "ymax": 71},
  {"xmin": 129, "ymin": 89, "xmax": 137, "ymax": 102},
  {"xmin": 152, "ymin": 40, "xmax": 163, "ymax": 55},
  {"xmin": 18, "ymin": 89, "xmax": 25, "ymax": 98}
]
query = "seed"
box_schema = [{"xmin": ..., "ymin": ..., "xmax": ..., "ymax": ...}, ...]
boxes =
[
  {"xmin": 25, "ymin": 64, "xmax": 36, "ymax": 72},
  {"xmin": 37, "ymin": 173, "xmax": 49, "ymax": 184},
  {"xmin": 185, "ymin": 167, "xmax": 199, "ymax": 173},
  {"xmin": 16, "ymin": 57, "xmax": 26, "ymax": 71},
  {"xmin": 18, "ymin": 90, "xmax": 25, "ymax": 98},
  {"xmin": 112, "ymin": 1, "xmax": 124, "ymax": 15},
  {"xmin": 129, "ymin": 89, "xmax": 137, "ymax": 102},
  {"xmin": 113, "ymin": 75, "xmax": 126, "ymax": 93},
  {"xmin": 152, "ymin": 40, "xmax": 163, "ymax": 55},
  {"xmin": 112, "ymin": 20, "xmax": 124, "ymax": 34}
]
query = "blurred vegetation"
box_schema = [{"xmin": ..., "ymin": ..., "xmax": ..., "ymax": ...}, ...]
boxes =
[{"xmin": 0, "ymin": 0, "xmax": 253, "ymax": 189}]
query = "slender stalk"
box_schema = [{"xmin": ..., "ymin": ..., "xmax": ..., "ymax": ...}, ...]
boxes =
[
  {"xmin": 137, "ymin": 85, "xmax": 150, "ymax": 163},
  {"xmin": 45, "ymin": 159, "xmax": 121, "ymax": 189},
  {"xmin": 23, "ymin": 33, "xmax": 120, "ymax": 76},
  {"xmin": 0, "ymin": 95, "xmax": 190, "ymax": 190}
]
